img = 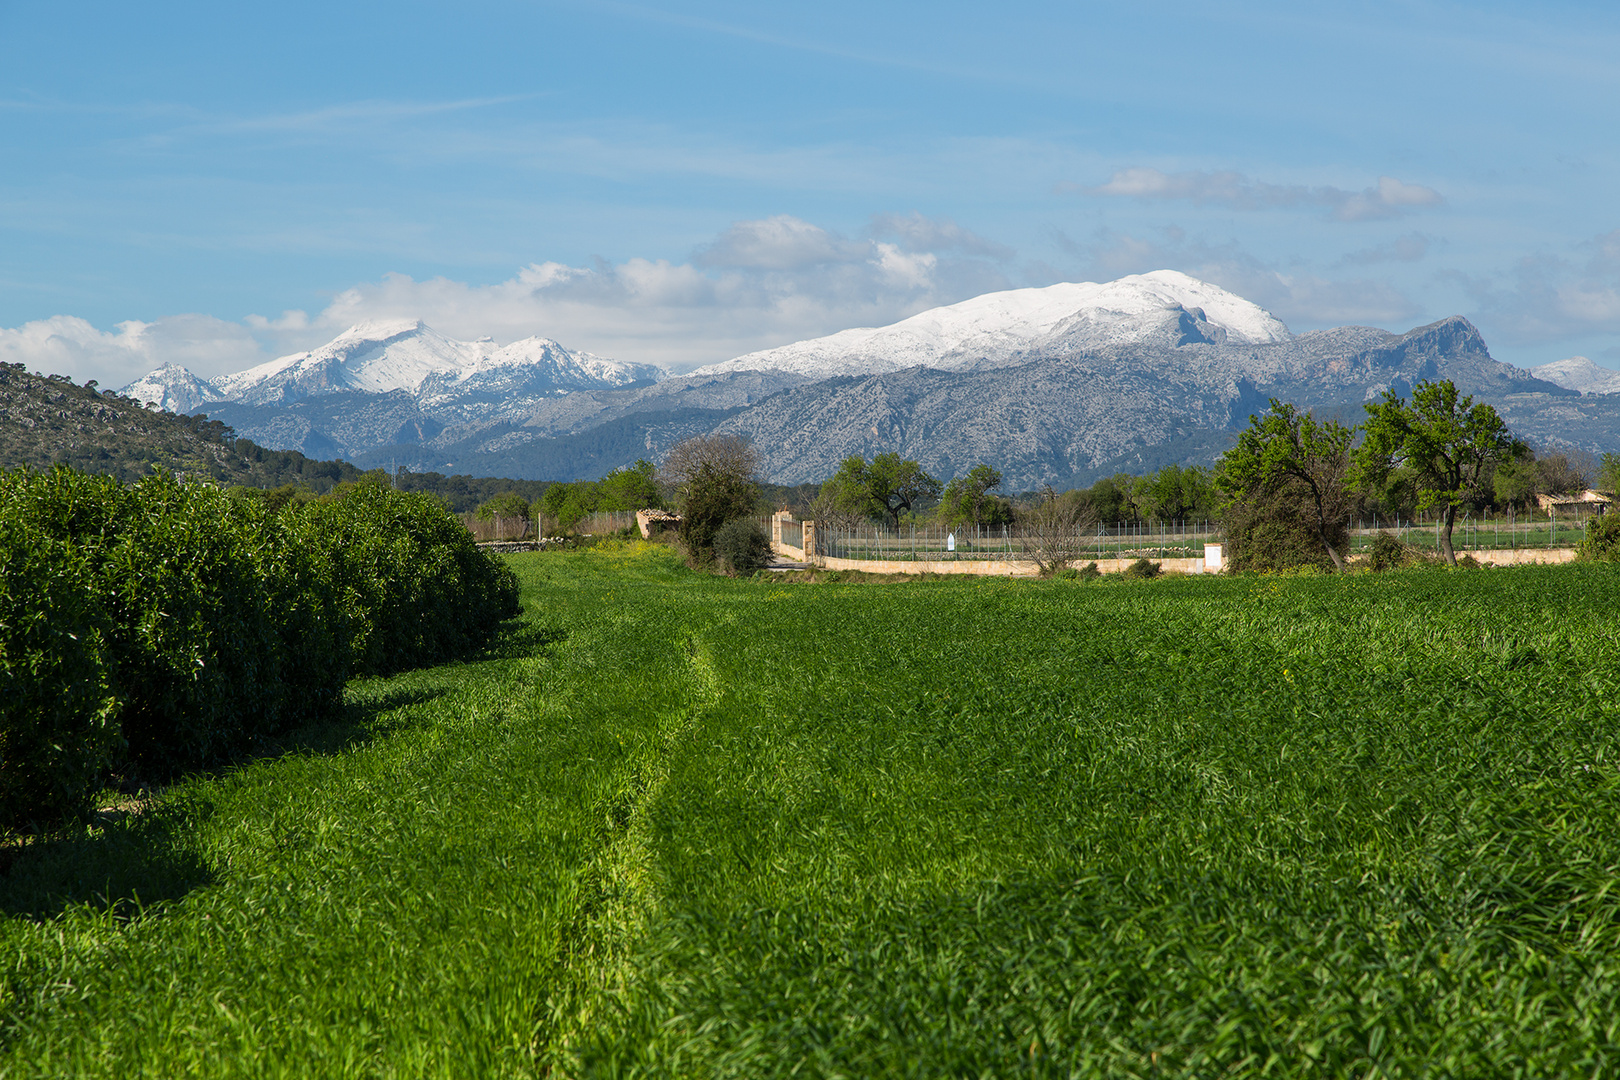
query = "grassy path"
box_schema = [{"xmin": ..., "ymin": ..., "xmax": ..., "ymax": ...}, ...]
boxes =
[{"xmin": 6, "ymin": 546, "xmax": 1620, "ymax": 1075}]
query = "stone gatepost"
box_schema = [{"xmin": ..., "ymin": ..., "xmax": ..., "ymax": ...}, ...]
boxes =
[{"xmin": 802, "ymin": 520, "xmax": 817, "ymax": 565}]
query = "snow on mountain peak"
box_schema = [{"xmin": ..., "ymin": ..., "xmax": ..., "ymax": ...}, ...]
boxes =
[
  {"xmin": 688, "ymin": 270, "xmax": 1291, "ymax": 380},
  {"xmin": 120, "ymin": 321, "xmax": 665, "ymax": 413},
  {"xmin": 1528, "ymin": 355, "xmax": 1620, "ymax": 396}
]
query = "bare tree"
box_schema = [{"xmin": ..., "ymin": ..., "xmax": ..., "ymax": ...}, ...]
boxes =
[
  {"xmin": 1018, "ymin": 486, "xmax": 1098, "ymax": 575},
  {"xmin": 659, "ymin": 434, "xmax": 762, "ymax": 506},
  {"xmin": 659, "ymin": 434, "xmax": 765, "ymax": 559}
]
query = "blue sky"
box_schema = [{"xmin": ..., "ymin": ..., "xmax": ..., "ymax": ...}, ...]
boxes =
[{"xmin": 3, "ymin": 0, "xmax": 1619, "ymax": 386}]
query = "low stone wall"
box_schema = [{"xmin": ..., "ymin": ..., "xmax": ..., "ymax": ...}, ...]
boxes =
[
  {"xmin": 786, "ymin": 544, "xmax": 1580, "ymax": 577},
  {"xmin": 809, "ymin": 554, "xmax": 1209, "ymax": 576},
  {"xmin": 768, "ymin": 514, "xmax": 1580, "ymax": 576},
  {"xmin": 1468, "ymin": 547, "xmax": 1577, "ymax": 567}
]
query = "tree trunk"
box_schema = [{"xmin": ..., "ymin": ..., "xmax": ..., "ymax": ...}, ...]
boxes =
[
  {"xmin": 1321, "ymin": 533, "xmax": 1346, "ymax": 572},
  {"xmin": 1439, "ymin": 503, "xmax": 1458, "ymax": 565}
]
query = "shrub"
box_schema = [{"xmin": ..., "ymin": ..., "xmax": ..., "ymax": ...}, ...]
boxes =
[
  {"xmin": 0, "ymin": 468, "xmax": 522, "ymax": 826},
  {"xmin": 475, "ymin": 491, "xmax": 531, "ymax": 522},
  {"xmin": 1221, "ymin": 488, "xmax": 1343, "ymax": 574},
  {"xmin": 1580, "ymin": 513, "xmax": 1620, "ymax": 562},
  {"xmin": 0, "ymin": 513, "xmax": 121, "ymax": 830},
  {"xmin": 1369, "ymin": 531, "xmax": 1407, "ymax": 572},
  {"xmin": 712, "ymin": 518, "xmax": 772, "ymax": 575},
  {"xmin": 1078, "ymin": 561, "xmax": 1102, "ymax": 580},
  {"xmin": 1123, "ymin": 558, "xmax": 1162, "ymax": 579},
  {"xmin": 105, "ymin": 474, "xmax": 317, "ymax": 775},
  {"xmin": 680, "ymin": 466, "xmax": 760, "ymax": 559},
  {"xmin": 295, "ymin": 481, "xmax": 521, "ymax": 676}
]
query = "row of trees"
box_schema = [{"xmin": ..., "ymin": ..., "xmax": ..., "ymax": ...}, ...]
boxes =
[
  {"xmin": 1217, "ymin": 379, "xmax": 1530, "ymax": 569},
  {"xmin": 465, "ymin": 379, "xmax": 1591, "ymax": 576}
]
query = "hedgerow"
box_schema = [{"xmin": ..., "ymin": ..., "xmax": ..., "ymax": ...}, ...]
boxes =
[
  {"xmin": 0, "ymin": 510, "xmax": 120, "ymax": 830},
  {"xmin": 293, "ymin": 482, "xmax": 521, "ymax": 676},
  {"xmin": 0, "ymin": 467, "xmax": 519, "ymax": 833}
]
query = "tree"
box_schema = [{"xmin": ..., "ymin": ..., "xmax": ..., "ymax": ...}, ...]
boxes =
[
  {"xmin": 597, "ymin": 459, "xmax": 662, "ymax": 511},
  {"xmin": 1018, "ymin": 485, "xmax": 1098, "ymax": 575},
  {"xmin": 1139, "ymin": 464, "xmax": 1218, "ymax": 523},
  {"xmin": 1355, "ymin": 379, "xmax": 1526, "ymax": 565},
  {"xmin": 1600, "ymin": 452, "xmax": 1620, "ymax": 496},
  {"xmin": 821, "ymin": 452, "xmax": 942, "ymax": 528},
  {"xmin": 661, "ymin": 434, "xmax": 763, "ymax": 559},
  {"xmin": 475, "ymin": 490, "xmax": 531, "ymax": 521},
  {"xmin": 937, "ymin": 464, "xmax": 1012, "ymax": 527},
  {"xmin": 1217, "ymin": 400, "xmax": 1355, "ymax": 571},
  {"xmin": 538, "ymin": 480, "xmax": 598, "ymax": 530}
]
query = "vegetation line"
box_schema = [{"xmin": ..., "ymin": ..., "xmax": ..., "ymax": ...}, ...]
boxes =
[{"xmin": 538, "ymin": 628, "xmax": 717, "ymax": 1070}]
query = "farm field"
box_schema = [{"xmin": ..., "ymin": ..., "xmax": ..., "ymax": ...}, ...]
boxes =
[{"xmin": 5, "ymin": 548, "xmax": 1620, "ymax": 1076}]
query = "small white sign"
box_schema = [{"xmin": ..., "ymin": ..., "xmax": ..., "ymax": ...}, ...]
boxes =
[{"xmin": 947, "ymin": 532, "xmax": 956, "ymax": 551}]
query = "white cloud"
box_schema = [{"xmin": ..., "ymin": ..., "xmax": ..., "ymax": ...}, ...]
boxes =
[
  {"xmin": 1339, "ymin": 232, "xmax": 1432, "ymax": 266},
  {"xmin": 6, "ymin": 213, "xmax": 1016, "ymax": 386},
  {"xmin": 0, "ymin": 313, "xmax": 264, "ymax": 387},
  {"xmin": 1452, "ymin": 228, "xmax": 1620, "ymax": 344},
  {"xmin": 867, "ymin": 211, "xmax": 1015, "ymax": 259},
  {"xmin": 695, "ymin": 215, "xmax": 864, "ymax": 270},
  {"xmin": 1085, "ymin": 168, "xmax": 1444, "ymax": 222},
  {"xmin": 1056, "ymin": 225, "xmax": 1422, "ymax": 327}
]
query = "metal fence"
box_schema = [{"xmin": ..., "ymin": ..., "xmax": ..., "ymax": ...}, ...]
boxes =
[
  {"xmin": 461, "ymin": 512, "xmax": 533, "ymax": 542},
  {"xmin": 804, "ymin": 509, "xmax": 1597, "ymax": 564},
  {"xmin": 814, "ymin": 520, "xmax": 1222, "ymax": 563},
  {"xmin": 1346, "ymin": 508, "xmax": 1598, "ymax": 552},
  {"xmin": 572, "ymin": 510, "xmax": 639, "ymax": 534}
]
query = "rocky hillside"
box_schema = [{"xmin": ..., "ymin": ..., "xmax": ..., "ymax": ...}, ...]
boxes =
[
  {"xmin": 0, "ymin": 363, "xmax": 334, "ymax": 485},
  {"xmin": 110, "ymin": 273, "xmax": 1620, "ymax": 490}
]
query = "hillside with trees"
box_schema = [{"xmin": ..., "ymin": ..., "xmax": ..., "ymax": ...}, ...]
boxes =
[{"xmin": 0, "ymin": 364, "xmax": 565, "ymax": 511}]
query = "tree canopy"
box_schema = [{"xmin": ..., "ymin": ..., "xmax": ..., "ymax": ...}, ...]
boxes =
[
  {"xmin": 1354, "ymin": 379, "xmax": 1525, "ymax": 565},
  {"xmin": 1216, "ymin": 400, "xmax": 1355, "ymax": 572},
  {"xmin": 937, "ymin": 464, "xmax": 1012, "ymax": 528},
  {"xmin": 821, "ymin": 453, "xmax": 942, "ymax": 528},
  {"xmin": 661, "ymin": 434, "xmax": 763, "ymax": 560}
]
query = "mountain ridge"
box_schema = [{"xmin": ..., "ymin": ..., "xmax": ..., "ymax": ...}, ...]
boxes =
[{"xmin": 114, "ymin": 272, "xmax": 1620, "ymax": 489}]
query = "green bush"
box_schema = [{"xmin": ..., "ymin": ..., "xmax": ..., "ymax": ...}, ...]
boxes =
[
  {"xmin": 1221, "ymin": 489, "xmax": 1342, "ymax": 574},
  {"xmin": 680, "ymin": 467, "xmax": 760, "ymax": 560},
  {"xmin": 1369, "ymin": 531, "xmax": 1407, "ymax": 571},
  {"xmin": 105, "ymin": 474, "xmax": 315, "ymax": 775},
  {"xmin": 1580, "ymin": 513, "xmax": 1620, "ymax": 562},
  {"xmin": 475, "ymin": 491, "xmax": 531, "ymax": 522},
  {"xmin": 1123, "ymin": 558, "xmax": 1162, "ymax": 579},
  {"xmin": 0, "ymin": 467, "xmax": 522, "ymax": 831},
  {"xmin": 0, "ymin": 511, "xmax": 121, "ymax": 830},
  {"xmin": 1078, "ymin": 561, "xmax": 1101, "ymax": 580},
  {"xmin": 712, "ymin": 518, "xmax": 771, "ymax": 575},
  {"xmin": 296, "ymin": 481, "xmax": 520, "ymax": 676}
]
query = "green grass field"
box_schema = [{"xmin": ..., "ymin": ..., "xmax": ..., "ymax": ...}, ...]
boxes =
[{"xmin": 6, "ymin": 546, "xmax": 1620, "ymax": 1077}]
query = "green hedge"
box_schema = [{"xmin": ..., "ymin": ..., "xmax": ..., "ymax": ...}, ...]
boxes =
[
  {"xmin": 0, "ymin": 511, "xmax": 121, "ymax": 830},
  {"xmin": 0, "ymin": 469, "xmax": 520, "ymax": 833},
  {"xmin": 293, "ymin": 483, "xmax": 520, "ymax": 676}
]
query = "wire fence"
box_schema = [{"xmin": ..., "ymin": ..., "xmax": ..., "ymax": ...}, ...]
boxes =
[
  {"xmin": 802, "ymin": 509, "xmax": 1600, "ymax": 563},
  {"xmin": 1347, "ymin": 508, "xmax": 1600, "ymax": 553},
  {"xmin": 461, "ymin": 513, "xmax": 534, "ymax": 542},
  {"xmin": 811, "ymin": 521, "xmax": 1220, "ymax": 563}
]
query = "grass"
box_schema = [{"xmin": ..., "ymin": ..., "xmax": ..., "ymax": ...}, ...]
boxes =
[{"xmin": 5, "ymin": 545, "xmax": 1620, "ymax": 1075}]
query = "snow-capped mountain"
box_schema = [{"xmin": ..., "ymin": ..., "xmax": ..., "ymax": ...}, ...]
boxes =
[
  {"xmin": 120, "ymin": 319, "xmax": 665, "ymax": 414},
  {"xmin": 689, "ymin": 270, "xmax": 1291, "ymax": 380},
  {"xmin": 1527, "ymin": 356, "xmax": 1620, "ymax": 396},
  {"xmin": 119, "ymin": 363, "xmax": 225, "ymax": 414}
]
